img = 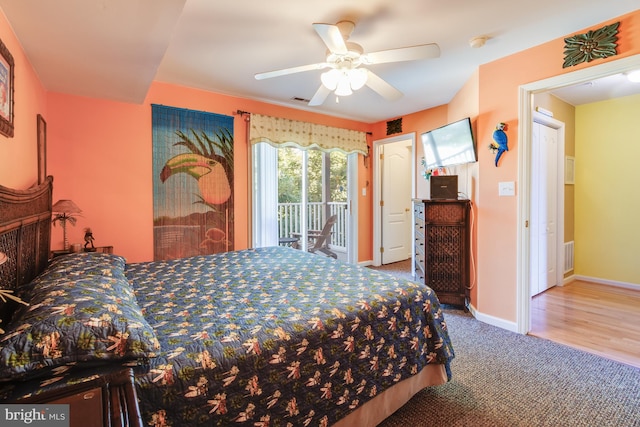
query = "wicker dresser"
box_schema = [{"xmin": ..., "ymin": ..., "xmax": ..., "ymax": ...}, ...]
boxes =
[{"xmin": 413, "ymin": 199, "xmax": 471, "ymax": 309}]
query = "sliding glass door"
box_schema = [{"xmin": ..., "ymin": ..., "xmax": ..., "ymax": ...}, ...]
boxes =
[{"xmin": 252, "ymin": 143, "xmax": 355, "ymax": 262}]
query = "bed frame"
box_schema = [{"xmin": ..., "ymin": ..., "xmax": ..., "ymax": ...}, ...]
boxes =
[
  {"xmin": 0, "ymin": 176, "xmax": 52, "ymax": 322},
  {"xmin": 0, "ymin": 176, "xmax": 449, "ymax": 426}
]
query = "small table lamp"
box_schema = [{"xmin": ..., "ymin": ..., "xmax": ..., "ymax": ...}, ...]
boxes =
[{"xmin": 52, "ymin": 199, "xmax": 82, "ymax": 251}]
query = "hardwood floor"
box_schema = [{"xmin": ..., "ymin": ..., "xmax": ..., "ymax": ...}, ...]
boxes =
[
  {"xmin": 377, "ymin": 262, "xmax": 640, "ymax": 369},
  {"xmin": 530, "ymin": 279, "xmax": 640, "ymax": 369}
]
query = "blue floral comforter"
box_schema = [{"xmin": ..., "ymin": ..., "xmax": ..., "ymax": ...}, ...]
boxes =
[{"xmin": 125, "ymin": 246, "xmax": 454, "ymax": 426}]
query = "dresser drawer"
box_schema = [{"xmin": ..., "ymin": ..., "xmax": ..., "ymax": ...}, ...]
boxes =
[
  {"xmin": 425, "ymin": 202, "xmax": 466, "ymax": 223},
  {"xmin": 413, "ymin": 202, "xmax": 425, "ymax": 220}
]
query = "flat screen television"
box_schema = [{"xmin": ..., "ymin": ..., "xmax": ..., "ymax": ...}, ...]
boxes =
[{"xmin": 421, "ymin": 117, "xmax": 477, "ymax": 169}]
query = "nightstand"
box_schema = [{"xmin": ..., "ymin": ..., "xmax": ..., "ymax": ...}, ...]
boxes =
[
  {"xmin": 51, "ymin": 250, "xmax": 72, "ymax": 258},
  {"xmin": 10, "ymin": 367, "xmax": 142, "ymax": 427},
  {"xmin": 94, "ymin": 246, "xmax": 114, "ymax": 254}
]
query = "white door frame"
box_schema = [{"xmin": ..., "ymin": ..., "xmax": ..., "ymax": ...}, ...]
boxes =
[
  {"xmin": 347, "ymin": 153, "xmax": 359, "ymax": 264},
  {"xmin": 373, "ymin": 133, "xmax": 416, "ymax": 266},
  {"xmin": 516, "ymin": 54, "xmax": 640, "ymax": 334}
]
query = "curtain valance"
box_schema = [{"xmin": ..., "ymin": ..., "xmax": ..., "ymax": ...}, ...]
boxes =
[{"xmin": 249, "ymin": 113, "xmax": 368, "ymax": 155}]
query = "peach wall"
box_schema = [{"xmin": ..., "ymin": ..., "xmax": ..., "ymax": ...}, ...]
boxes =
[
  {"xmin": 475, "ymin": 11, "xmax": 640, "ymax": 321},
  {"xmin": 369, "ymin": 70, "xmax": 480, "ymax": 303},
  {"xmin": 47, "ymin": 82, "xmax": 372, "ymax": 263},
  {"xmin": 4, "ymin": 7, "xmax": 640, "ymax": 327},
  {"xmin": 0, "ymin": 10, "xmax": 47, "ymax": 189},
  {"xmin": 368, "ymin": 11, "xmax": 639, "ymax": 322},
  {"xmin": 369, "ymin": 105, "xmax": 448, "ymax": 198}
]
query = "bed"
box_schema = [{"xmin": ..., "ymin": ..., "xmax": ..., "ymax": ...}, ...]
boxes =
[{"xmin": 0, "ymin": 177, "xmax": 454, "ymax": 427}]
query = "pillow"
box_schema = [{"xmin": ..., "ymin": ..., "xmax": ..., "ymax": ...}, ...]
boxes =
[
  {"xmin": 17, "ymin": 253, "xmax": 128, "ymax": 299},
  {"xmin": 0, "ymin": 268, "xmax": 160, "ymax": 382},
  {"xmin": 45, "ymin": 252, "xmax": 127, "ymax": 279}
]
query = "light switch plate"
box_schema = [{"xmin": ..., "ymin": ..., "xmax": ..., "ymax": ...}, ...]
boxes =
[{"xmin": 498, "ymin": 181, "xmax": 515, "ymax": 196}]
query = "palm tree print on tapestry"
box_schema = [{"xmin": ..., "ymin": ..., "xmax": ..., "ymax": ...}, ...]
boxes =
[{"xmin": 152, "ymin": 105, "xmax": 234, "ymax": 260}]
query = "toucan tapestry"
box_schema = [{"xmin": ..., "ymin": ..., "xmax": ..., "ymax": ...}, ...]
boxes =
[{"xmin": 152, "ymin": 105, "xmax": 234, "ymax": 261}]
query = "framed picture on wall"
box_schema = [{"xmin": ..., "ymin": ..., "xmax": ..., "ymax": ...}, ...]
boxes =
[
  {"xmin": 37, "ymin": 114, "xmax": 47, "ymax": 184},
  {"xmin": 0, "ymin": 37, "xmax": 14, "ymax": 138}
]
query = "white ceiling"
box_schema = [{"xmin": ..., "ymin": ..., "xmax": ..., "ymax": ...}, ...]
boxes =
[{"xmin": 1, "ymin": 0, "xmax": 638, "ymax": 123}]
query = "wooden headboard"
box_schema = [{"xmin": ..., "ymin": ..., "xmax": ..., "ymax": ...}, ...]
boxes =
[{"xmin": 0, "ymin": 176, "xmax": 53, "ymax": 311}]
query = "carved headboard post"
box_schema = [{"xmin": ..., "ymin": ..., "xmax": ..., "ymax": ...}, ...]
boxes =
[{"xmin": 0, "ymin": 176, "xmax": 53, "ymax": 306}]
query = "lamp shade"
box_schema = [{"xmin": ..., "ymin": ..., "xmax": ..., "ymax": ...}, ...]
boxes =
[
  {"xmin": 52, "ymin": 199, "xmax": 82, "ymax": 214},
  {"xmin": 0, "ymin": 252, "xmax": 6, "ymax": 266}
]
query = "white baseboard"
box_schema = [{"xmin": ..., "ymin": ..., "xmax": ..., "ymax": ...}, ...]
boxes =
[
  {"xmin": 466, "ymin": 303, "xmax": 518, "ymax": 333},
  {"xmin": 462, "ymin": 275, "xmax": 640, "ymax": 336},
  {"xmin": 561, "ymin": 273, "xmax": 575, "ymax": 286},
  {"xmin": 573, "ymin": 275, "xmax": 640, "ymax": 291}
]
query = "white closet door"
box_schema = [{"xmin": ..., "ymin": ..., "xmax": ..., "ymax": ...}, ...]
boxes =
[{"xmin": 531, "ymin": 122, "xmax": 559, "ymax": 296}]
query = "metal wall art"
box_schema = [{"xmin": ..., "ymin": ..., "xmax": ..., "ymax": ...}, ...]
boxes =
[
  {"xmin": 386, "ymin": 118, "xmax": 402, "ymax": 135},
  {"xmin": 563, "ymin": 22, "xmax": 619, "ymax": 68}
]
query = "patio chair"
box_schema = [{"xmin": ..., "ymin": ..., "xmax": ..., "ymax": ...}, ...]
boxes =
[{"xmin": 293, "ymin": 215, "xmax": 338, "ymax": 258}]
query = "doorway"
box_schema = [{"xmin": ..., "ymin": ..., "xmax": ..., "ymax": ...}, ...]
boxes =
[
  {"xmin": 252, "ymin": 143, "xmax": 357, "ymax": 262},
  {"xmin": 516, "ymin": 54, "xmax": 640, "ymax": 334},
  {"xmin": 372, "ymin": 134, "xmax": 416, "ymax": 266}
]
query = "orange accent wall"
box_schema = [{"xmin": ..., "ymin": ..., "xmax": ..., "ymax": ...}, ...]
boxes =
[
  {"xmin": 474, "ymin": 12, "xmax": 639, "ymax": 321},
  {"xmin": 367, "ymin": 11, "xmax": 640, "ymax": 321},
  {"xmin": 46, "ymin": 82, "xmax": 373, "ymax": 263},
  {"xmin": 0, "ymin": 10, "xmax": 47, "ymax": 189},
  {"xmin": 2, "ymin": 7, "xmax": 640, "ymax": 325},
  {"xmin": 369, "ymin": 71, "xmax": 480, "ymax": 304}
]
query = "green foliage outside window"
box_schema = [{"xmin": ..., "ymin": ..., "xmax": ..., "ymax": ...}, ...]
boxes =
[{"xmin": 277, "ymin": 147, "xmax": 347, "ymax": 203}]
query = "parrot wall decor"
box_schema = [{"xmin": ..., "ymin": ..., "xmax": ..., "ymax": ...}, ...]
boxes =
[{"xmin": 489, "ymin": 122, "xmax": 508, "ymax": 167}]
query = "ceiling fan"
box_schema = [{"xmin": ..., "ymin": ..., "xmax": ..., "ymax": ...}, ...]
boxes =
[{"xmin": 254, "ymin": 20, "xmax": 440, "ymax": 106}]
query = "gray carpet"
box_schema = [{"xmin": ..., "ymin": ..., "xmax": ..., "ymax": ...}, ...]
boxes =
[{"xmin": 368, "ymin": 262, "xmax": 640, "ymax": 427}]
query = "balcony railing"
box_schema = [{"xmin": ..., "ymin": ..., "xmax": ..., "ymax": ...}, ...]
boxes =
[{"xmin": 278, "ymin": 202, "xmax": 348, "ymax": 249}]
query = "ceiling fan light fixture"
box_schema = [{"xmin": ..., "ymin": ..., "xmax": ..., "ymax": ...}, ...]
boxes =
[
  {"xmin": 348, "ymin": 68, "xmax": 368, "ymax": 90},
  {"xmin": 335, "ymin": 76, "xmax": 353, "ymax": 96},
  {"xmin": 321, "ymin": 69, "xmax": 340, "ymax": 90}
]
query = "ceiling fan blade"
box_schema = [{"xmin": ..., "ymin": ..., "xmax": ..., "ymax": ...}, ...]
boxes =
[
  {"xmin": 312, "ymin": 23, "xmax": 348, "ymax": 54},
  {"xmin": 365, "ymin": 69, "xmax": 403, "ymax": 101},
  {"xmin": 255, "ymin": 63, "xmax": 328, "ymax": 80},
  {"xmin": 363, "ymin": 43, "xmax": 440, "ymax": 65},
  {"xmin": 308, "ymin": 85, "xmax": 332, "ymax": 106}
]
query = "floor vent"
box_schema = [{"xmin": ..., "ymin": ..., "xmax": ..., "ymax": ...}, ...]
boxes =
[{"xmin": 564, "ymin": 241, "xmax": 574, "ymax": 273}]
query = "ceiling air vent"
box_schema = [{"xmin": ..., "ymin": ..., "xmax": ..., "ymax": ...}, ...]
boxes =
[{"xmin": 291, "ymin": 97, "xmax": 311, "ymax": 103}]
